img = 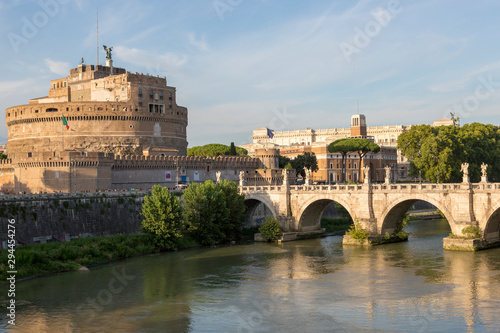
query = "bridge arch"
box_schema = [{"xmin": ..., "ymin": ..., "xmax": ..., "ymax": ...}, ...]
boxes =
[
  {"xmin": 379, "ymin": 196, "xmax": 454, "ymax": 235},
  {"xmin": 295, "ymin": 195, "xmax": 354, "ymax": 232},
  {"xmin": 242, "ymin": 194, "xmax": 277, "ymax": 228},
  {"xmin": 483, "ymin": 206, "xmax": 500, "ymax": 240}
]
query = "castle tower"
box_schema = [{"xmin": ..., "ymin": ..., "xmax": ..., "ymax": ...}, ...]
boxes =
[
  {"xmin": 255, "ymin": 148, "xmax": 279, "ymax": 169},
  {"xmin": 351, "ymin": 114, "xmax": 367, "ymax": 137}
]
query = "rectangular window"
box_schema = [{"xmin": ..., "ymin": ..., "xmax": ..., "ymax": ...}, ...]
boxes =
[
  {"xmin": 160, "ymin": 91, "xmax": 164, "ymax": 100},
  {"xmin": 149, "ymin": 90, "xmax": 153, "ymax": 98},
  {"xmin": 138, "ymin": 89, "xmax": 142, "ymax": 96},
  {"xmin": 169, "ymin": 92, "xmax": 172, "ymax": 100},
  {"xmin": 27, "ymin": 152, "xmax": 32, "ymax": 158}
]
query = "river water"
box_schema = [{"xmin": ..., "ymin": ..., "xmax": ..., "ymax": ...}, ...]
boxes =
[{"xmin": 2, "ymin": 219, "xmax": 500, "ymax": 333}]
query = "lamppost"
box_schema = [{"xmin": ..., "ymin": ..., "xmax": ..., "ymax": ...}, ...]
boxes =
[
  {"xmin": 419, "ymin": 170, "xmax": 421, "ymax": 184},
  {"xmin": 175, "ymin": 160, "xmax": 179, "ymax": 188}
]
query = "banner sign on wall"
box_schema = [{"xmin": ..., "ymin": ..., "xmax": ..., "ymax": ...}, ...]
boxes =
[
  {"xmin": 165, "ymin": 171, "xmax": 172, "ymax": 181},
  {"xmin": 194, "ymin": 171, "xmax": 200, "ymax": 181}
]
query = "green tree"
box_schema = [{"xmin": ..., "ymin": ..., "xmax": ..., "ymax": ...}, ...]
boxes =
[
  {"xmin": 259, "ymin": 216, "xmax": 282, "ymax": 241},
  {"xmin": 328, "ymin": 138, "xmax": 379, "ymax": 183},
  {"xmin": 141, "ymin": 185, "xmax": 184, "ymax": 249},
  {"xmin": 229, "ymin": 142, "xmax": 237, "ymax": 156},
  {"xmin": 278, "ymin": 155, "xmax": 291, "ymax": 169},
  {"xmin": 328, "ymin": 139, "xmax": 352, "ymax": 182},
  {"xmin": 291, "ymin": 152, "xmax": 319, "ymax": 177},
  {"xmin": 183, "ymin": 180, "xmax": 245, "ymax": 245},
  {"xmin": 187, "ymin": 143, "xmax": 248, "ymax": 157},
  {"xmin": 398, "ymin": 122, "xmax": 500, "ymax": 183},
  {"xmin": 349, "ymin": 138, "xmax": 380, "ymax": 182},
  {"xmin": 0, "ymin": 153, "xmax": 7, "ymax": 160},
  {"xmin": 215, "ymin": 179, "xmax": 246, "ymax": 240}
]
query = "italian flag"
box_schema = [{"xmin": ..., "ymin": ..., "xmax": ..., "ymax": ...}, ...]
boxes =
[{"xmin": 62, "ymin": 115, "xmax": 69, "ymax": 130}]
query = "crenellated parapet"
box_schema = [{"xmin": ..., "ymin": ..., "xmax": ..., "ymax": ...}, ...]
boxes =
[{"xmin": 111, "ymin": 154, "xmax": 262, "ymax": 170}]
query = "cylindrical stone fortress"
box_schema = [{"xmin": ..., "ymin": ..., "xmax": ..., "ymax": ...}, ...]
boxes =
[{"xmin": 6, "ymin": 64, "xmax": 188, "ymax": 156}]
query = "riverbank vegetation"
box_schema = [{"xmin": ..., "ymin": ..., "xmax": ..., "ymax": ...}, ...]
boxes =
[
  {"xmin": 448, "ymin": 226, "xmax": 483, "ymax": 239},
  {"xmin": 0, "ymin": 180, "xmax": 246, "ymax": 281},
  {"xmin": 0, "ymin": 234, "xmax": 158, "ymax": 281}
]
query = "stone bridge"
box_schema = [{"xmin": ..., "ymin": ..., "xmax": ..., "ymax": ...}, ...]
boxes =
[{"xmin": 240, "ymin": 182, "xmax": 500, "ymax": 241}]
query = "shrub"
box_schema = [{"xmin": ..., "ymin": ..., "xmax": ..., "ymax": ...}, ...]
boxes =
[
  {"xmin": 259, "ymin": 216, "xmax": 282, "ymax": 241},
  {"xmin": 461, "ymin": 226, "xmax": 482, "ymax": 239},
  {"xmin": 346, "ymin": 221, "xmax": 370, "ymax": 242}
]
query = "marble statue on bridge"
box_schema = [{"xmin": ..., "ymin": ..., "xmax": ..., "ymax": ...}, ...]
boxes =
[
  {"xmin": 461, "ymin": 163, "xmax": 469, "ymax": 183},
  {"xmin": 216, "ymin": 171, "xmax": 221, "ymax": 183},
  {"xmin": 304, "ymin": 167, "xmax": 311, "ymax": 186},
  {"xmin": 481, "ymin": 163, "xmax": 488, "ymax": 183},
  {"xmin": 363, "ymin": 165, "xmax": 370, "ymax": 184},
  {"xmin": 384, "ymin": 166, "xmax": 391, "ymax": 185}
]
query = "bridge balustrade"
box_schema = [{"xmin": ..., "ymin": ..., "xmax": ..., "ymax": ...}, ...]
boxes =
[{"xmin": 241, "ymin": 183, "xmax": 500, "ymax": 193}]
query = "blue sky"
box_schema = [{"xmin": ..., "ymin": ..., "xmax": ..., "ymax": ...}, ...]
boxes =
[{"xmin": 1, "ymin": 0, "xmax": 500, "ymax": 147}]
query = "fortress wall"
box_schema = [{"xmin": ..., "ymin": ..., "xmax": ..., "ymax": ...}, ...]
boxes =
[
  {"xmin": 0, "ymin": 159, "xmax": 14, "ymax": 193},
  {"xmin": 111, "ymin": 155, "xmax": 263, "ymax": 189},
  {"xmin": 0, "ymin": 192, "xmax": 145, "ymax": 245},
  {"xmin": 6, "ymin": 153, "xmax": 264, "ymax": 193}
]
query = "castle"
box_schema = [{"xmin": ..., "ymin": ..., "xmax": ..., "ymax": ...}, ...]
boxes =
[{"xmin": 1, "ymin": 58, "xmax": 266, "ymax": 194}]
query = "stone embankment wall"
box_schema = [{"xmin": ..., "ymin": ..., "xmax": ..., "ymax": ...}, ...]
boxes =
[{"xmin": 0, "ymin": 192, "xmax": 147, "ymax": 245}]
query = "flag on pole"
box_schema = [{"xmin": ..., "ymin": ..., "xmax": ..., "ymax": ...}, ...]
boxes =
[
  {"xmin": 62, "ymin": 115, "xmax": 69, "ymax": 130},
  {"xmin": 267, "ymin": 128, "xmax": 274, "ymax": 139}
]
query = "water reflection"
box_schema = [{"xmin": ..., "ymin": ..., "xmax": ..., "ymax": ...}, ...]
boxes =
[{"xmin": 2, "ymin": 219, "xmax": 500, "ymax": 332}]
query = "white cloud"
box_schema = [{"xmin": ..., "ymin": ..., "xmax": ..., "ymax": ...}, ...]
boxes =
[
  {"xmin": 187, "ymin": 33, "xmax": 209, "ymax": 52},
  {"xmin": 44, "ymin": 58, "xmax": 70, "ymax": 76}
]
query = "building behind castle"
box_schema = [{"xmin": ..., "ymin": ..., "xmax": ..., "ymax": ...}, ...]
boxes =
[{"xmin": 241, "ymin": 114, "xmax": 456, "ymax": 183}]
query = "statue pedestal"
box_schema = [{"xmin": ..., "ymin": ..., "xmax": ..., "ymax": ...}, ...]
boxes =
[
  {"xmin": 385, "ymin": 179, "xmax": 390, "ymax": 186},
  {"xmin": 481, "ymin": 176, "xmax": 488, "ymax": 183},
  {"xmin": 463, "ymin": 176, "xmax": 470, "ymax": 184}
]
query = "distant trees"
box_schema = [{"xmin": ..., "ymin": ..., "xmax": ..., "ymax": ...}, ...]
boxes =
[
  {"xmin": 328, "ymin": 138, "xmax": 379, "ymax": 182},
  {"xmin": 187, "ymin": 143, "xmax": 248, "ymax": 157},
  {"xmin": 278, "ymin": 153, "xmax": 318, "ymax": 177},
  {"xmin": 398, "ymin": 123, "xmax": 500, "ymax": 182},
  {"xmin": 0, "ymin": 153, "xmax": 7, "ymax": 160},
  {"xmin": 291, "ymin": 152, "xmax": 319, "ymax": 177},
  {"xmin": 229, "ymin": 142, "xmax": 237, "ymax": 156}
]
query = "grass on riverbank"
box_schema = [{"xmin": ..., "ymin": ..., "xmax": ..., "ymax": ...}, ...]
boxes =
[
  {"xmin": 0, "ymin": 234, "xmax": 188, "ymax": 281},
  {"xmin": 321, "ymin": 217, "xmax": 353, "ymax": 233}
]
